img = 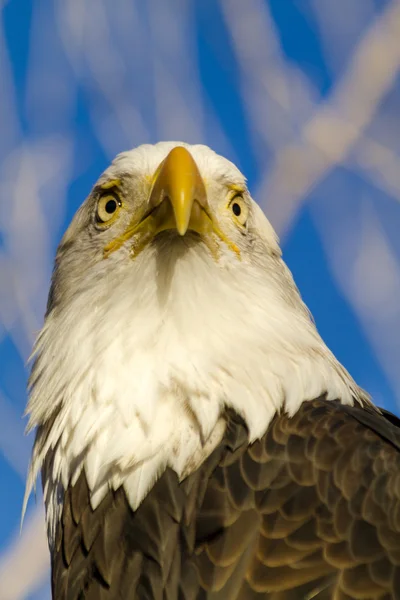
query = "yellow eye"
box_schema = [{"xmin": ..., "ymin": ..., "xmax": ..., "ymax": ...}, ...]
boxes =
[
  {"xmin": 229, "ymin": 195, "xmax": 248, "ymax": 226},
  {"xmin": 96, "ymin": 193, "xmax": 122, "ymax": 225}
]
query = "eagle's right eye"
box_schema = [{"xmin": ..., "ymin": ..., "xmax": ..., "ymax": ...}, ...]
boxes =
[{"xmin": 96, "ymin": 193, "xmax": 122, "ymax": 225}]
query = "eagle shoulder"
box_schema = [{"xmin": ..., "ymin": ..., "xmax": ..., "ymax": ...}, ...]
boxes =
[{"xmin": 52, "ymin": 397, "xmax": 400, "ymax": 598}]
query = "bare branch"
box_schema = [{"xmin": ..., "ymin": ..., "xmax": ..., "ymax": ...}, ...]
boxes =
[
  {"xmin": 258, "ymin": 0, "xmax": 400, "ymax": 235},
  {"xmin": 0, "ymin": 507, "xmax": 49, "ymax": 600}
]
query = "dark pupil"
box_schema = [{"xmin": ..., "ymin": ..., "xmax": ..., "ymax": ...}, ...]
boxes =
[
  {"xmin": 105, "ymin": 199, "xmax": 117, "ymax": 214},
  {"xmin": 232, "ymin": 202, "xmax": 241, "ymax": 217}
]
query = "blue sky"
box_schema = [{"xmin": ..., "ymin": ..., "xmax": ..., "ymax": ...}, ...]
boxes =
[{"xmin": 1, "ymin": 1, "xmax": 400, "ymax": 597}]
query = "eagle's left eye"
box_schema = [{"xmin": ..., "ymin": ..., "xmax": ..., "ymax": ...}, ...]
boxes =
[
  {"xmin": 96, "ymin": 193, "xmax": 122, "ymax": 225},
  {"xmin": 229, "ymin": 195, "xmax": 248, "ymax": 226}
]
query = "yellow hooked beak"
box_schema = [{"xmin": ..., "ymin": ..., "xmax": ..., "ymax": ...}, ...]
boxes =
[
  {"xmin": 146, "ymin": 146, "xmax": 211, "ymax": 236},
  {"xmin": 104, "ymin": 146, "xmax": 240, "ymax": 259}
]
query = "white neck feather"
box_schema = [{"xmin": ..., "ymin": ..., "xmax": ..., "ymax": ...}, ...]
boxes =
[{"xmin": 25, "ymin": 239, "xmax": 366, "ymax": 543}]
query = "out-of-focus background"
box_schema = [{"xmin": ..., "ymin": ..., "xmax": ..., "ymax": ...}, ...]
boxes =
[{"xmin": 1, "ymin": 1, "xmax": 400, "ymax": 598}]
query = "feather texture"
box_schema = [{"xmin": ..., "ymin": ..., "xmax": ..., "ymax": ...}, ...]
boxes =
[
  {"xmin": 23, "ymin": 142, "xmax": 388, "ymax": 598},
  {"xmin": 52, "ymin": 398, "xmax": 400, "ymax": 599}
]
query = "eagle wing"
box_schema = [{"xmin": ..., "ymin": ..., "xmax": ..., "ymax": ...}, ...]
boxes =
[{"xmin": 51, "ymin": 398, "xmax": 400, "ymax": 599}]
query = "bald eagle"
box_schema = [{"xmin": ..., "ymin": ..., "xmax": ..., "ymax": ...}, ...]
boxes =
[{"xmin": 25, "ymin": 143, "xmax": 400, "ymax": 599}]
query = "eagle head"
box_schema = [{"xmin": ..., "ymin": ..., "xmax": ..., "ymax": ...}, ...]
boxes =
[{"xmin": 25, "ymin": 142, "xmax": 366, "ymax": 539}]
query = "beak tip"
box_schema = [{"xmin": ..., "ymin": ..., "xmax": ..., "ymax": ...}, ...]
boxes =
[{"xmin": 176, "ymin": 223, "xmax": 189, "ymax": 236}]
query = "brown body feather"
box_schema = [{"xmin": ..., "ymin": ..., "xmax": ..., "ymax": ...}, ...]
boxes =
[{"xmin": 51, "ymin": 398, "xmax": 400, "ymax": 599}]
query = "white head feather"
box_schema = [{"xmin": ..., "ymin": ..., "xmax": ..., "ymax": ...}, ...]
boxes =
[{"xmin": 24, "ymin": 142, "xmax": 368, "ymax": 543}]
